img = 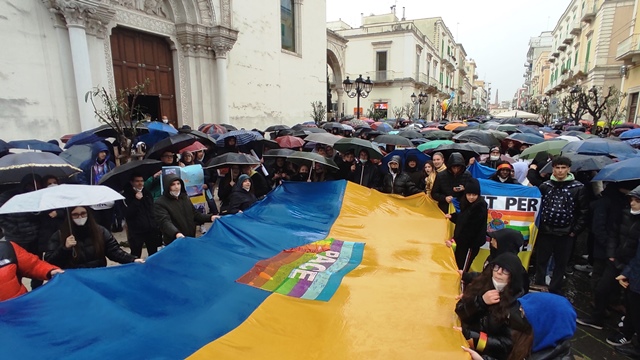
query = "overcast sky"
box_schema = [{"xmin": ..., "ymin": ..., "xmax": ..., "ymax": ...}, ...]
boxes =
[{"xmin": 326, "ymin": 0, "xmax": 570, "ymax": 102}]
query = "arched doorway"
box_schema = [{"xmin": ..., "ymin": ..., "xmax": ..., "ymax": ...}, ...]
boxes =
[
  {"xmin": 110, "ymin": 27, "xmax": 177, "ymax": 125},
  {"xmin": 327, "ymin": 49, "xmax": 343, "ymax": 118}
]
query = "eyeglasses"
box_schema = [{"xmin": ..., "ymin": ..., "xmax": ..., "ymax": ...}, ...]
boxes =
[
  {"xmin": 71, "ymin": 211, "xmax": 88, "ymax": 219},
  {"xmin": 492, "ymin": 265, "xmax": 510, "ymax": 275}
]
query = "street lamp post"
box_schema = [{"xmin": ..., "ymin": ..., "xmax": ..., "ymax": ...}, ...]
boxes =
[
  {"xmin": 410, "ymin": 91, "xmax": 427, "ymax": 120},
  {"xmin": 343, "ymin": 74, "xmax": 374, "ymax": 119}
]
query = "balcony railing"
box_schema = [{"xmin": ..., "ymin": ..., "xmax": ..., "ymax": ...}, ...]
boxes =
[
  {"xmin": 581, "ymin": 1, "xmax": 597, "ymax": 23},
  {"xmin": 570, "ymin": 22, "xmax": 582, "ymax": 36},
  {"xmin": 562, "ymin": 34, "xmax": 574, "ymax": 45},
  {"xmin": 616, "ymin": 34, "xmax": 640, "ymax": 63},
  {"xmin": 363, "ymin": 70, "xmax": 397, "ymax": 82},
  {"xmin": 558, "ymin": 44, "xmax": 567, "ymax": 52}
]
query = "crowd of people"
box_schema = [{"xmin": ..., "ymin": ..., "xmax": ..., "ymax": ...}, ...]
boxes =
[{"xmin": 1, "ymin": 119, "xmax": 640, "ymax": 359}]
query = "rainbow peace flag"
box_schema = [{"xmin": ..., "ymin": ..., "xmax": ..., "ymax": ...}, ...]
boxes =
[{"xmin": 0, "ymin": 181, "xmax": 467, "ymax": 359}]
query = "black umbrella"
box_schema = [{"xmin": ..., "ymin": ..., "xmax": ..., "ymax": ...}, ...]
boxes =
[
  {"xmin": 145, "ymin": 134, "xmax": 196, "ymax": 160},
  {"xmin": 8, "ymin": 139, "xmax": 63, "ymax": 154},
  {"xmin": 178, "ymin": 129, "xmax": 217, "ymax": 148},
  {"xmin": 499, "ymin": 118, "xmax": 524, "ymax": 125},
  {"xmin": 204, "ymin": 152, "xmax": 260, "ymax": 169},
  {"xmin": 263, "ymin": 149, "xmax": 296, "ymax": 158},
  {"xmin": 265, "ymin": 124, "xmax": 290, "ymax": 132},
  {"xmin": 0, "ymin": 152, "xmax": 82, "ymax": 185},
  {"xmin": 98, "ymin": 159, "xmax": 162, "ymax": 191},
  {"xmin": 323, "ymin": 122, "xmax": 343, "ymax": 131},
  {"xmin": 422, "ymin": 130, "xmax": 453, "ymax": 140},
  {"xmin": 373, "ymin": 134, "xmax": 414, "ymax": 147},
  {"xmin": 59, "ymin": 144, "xmax": 93, "ymax": 168},
  {"xmin": 333, "ymin": 138, "xmax": 384, "ymax": 160},
  {"xmin": 452, "ymin": 130, "xmax": 500, "ymax": 147},
  {"xmin": 540, "ymin": 154, "xmax": 613, "ymax": 173},
  {"xmin": 431, "ymin": 143, "xmax": 488, "ymax": 162},
  {"xmin": 285, "ymin": 151, "xmax": 339, "ymax": 170},
  {"xmin": 398, "ymin": 130, "xmax": 423, "ymax": 139}
]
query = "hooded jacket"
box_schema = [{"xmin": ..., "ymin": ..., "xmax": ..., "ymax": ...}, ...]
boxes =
[
  {"xmin": 0, "ymin": 175, "xmax": 41, "ymax": 247},
  {"xmin": 123, "ymin": 183, "xmax": 157, "ymax": 235},
  {"xmin": 607, "ymin": 207, "xmax": 640, "ymax": 269},
  {"xmin": 518, "ymin": 293, "xmax": 576, "ymax": 357},
  {"xmin": 539, "ymin": 174, "xmax": 588, "ymax": 236},
  {"xmin": 430, "ymin": 152, "xmax": 473, "ymax": 213},
  {"xmin": 378, "ymin": 156, "xmax": 421, "ymax": 196},
  {"xmin": 591, "ymin": 185, "xmax": 627, "ymax": 260},
  {"xmin": 78, "ymin": 142, "xmax": 115, "ymax": 185},
  {"xmin": 0, "ymin": 240, "xmax": 58, "ymax": 301},
  {"xmin": 153, "ymin": 175, "xmax": 211, "ymax": 244},
  {"xmin": 348, "ymin": 160, "xmax": 379, "ymax": 188},
  {"xmin": 223, "ymin": 174, "xmax": 258, "ymax": 215},
  {"xmin": 449, "ymin": 179, "xmax": 489, "ymax": 250}
]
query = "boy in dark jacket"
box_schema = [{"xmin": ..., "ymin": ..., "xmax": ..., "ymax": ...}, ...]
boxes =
[
  {"xmin": 378, "ymin": 155, "xmax": 420, "ymax": 196},
  {"xmin": 124, "ymin": 174, "xmax": 162, "ymax": 257},
  {"xmin": 431, "ymin": 152, "xmax": 473, "ymax": 213},
  {"xmin": 222, "ymin": 174, "xmax": 258, "ymax": 215},
  {"xmin": 154, "ymin": 175, "xmax": 218, "ymax": 245},
  {"xmin": 533, "ymin": 156, "xmax": 588, "ymax": 295}
]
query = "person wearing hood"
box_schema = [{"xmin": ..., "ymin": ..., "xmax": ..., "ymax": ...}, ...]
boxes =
[
  {"xmin": 432, "ymin": 152, "xmax": 447, "ymax": 173},
  {"xmin": 218, "ymin": 165, "xmax": 241, "ymax": 206},
  {"xmin": 348, "ymin": 150, "xmax": 379, "ymax": 189},
  {"xmin": 431, "ymin": 152, "xmax": 474, "ymax": 213},
  {"xmin": 455, "ymin": 253, "xmax": 527, "ymax": 360},
  {"xmin": 45, "ymin": 206, "xmax": 143, "ymax": 268},
  {"xmin": 241, "ymin": 164, "xmax": 271, "ymax": 198},
  {"xmin": 527, "ymin": 152, "xmax": 551, "ymax": 188},
  {"xmin": 123, "ymin": 173, "xmax": 161, "ymax": 258},
  {"xmin": 445, "ymin": 178, "xmax": 488, "ymax": 271},
  {"xmin": 512, "ymin": 161, "xmax": 530, "ymax": 185},
  {"xmin": 482, "ymin": 147, "xmax": 502, "ymax": 169},
  {"xmin": 153, "ymin": 175, "xmax": 219, "ymax": 245},
  {"xmin": 78, "ymin": 142, "xmax": 115, "ymax": 185},
  {"xmin": 219, "ymin": 136, "xmax": 239, "ymax": 155},
  {"xmin": 378, "ymin": 155, "xmax": 421, "ymax": 196},
  {"xmin": 533, "ymin": 156, "xmax": 588, "ymax": 295},
  {"xmin": 489, "ymin": 162, "xmax": 519, "ymax": 184},
  {"xmin": 404, "ymin": 154, "xmax": 423, "ymax": 186},
  {"xmin": 222, "ymin": 174, "xmax": 258, "ymax": 215},
  {"xmin": 462, "ymin": 292, "xmax": 577, "ymax": 360}
]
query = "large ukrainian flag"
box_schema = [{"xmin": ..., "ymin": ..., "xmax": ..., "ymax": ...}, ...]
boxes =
[{"xmin": 0, "ymin": 181, "xmax": 467, "ymax": 359}]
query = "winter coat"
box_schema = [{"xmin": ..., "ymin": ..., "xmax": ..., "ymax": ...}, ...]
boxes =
[
  {"xmin": 430, "ymin": 153, "xmax": 474, "ymax": 213},
  {"xmin": 223, "ymin": 184, "xmax": 258, "ymax": 215},
  {"xmin": 406, "ymin": 167, "xmax": 423, "ymax": 188},
  {"xmin": 0, "ymin": 186, "xmax": 40, "ymax": 247},
  {"xmin": 538, "ymin": 175, "xmax": 588, "ymax": 236},
  {"xmin": 217, "ymin": 172, "xmax": 238, "ymax": 206},
  {"xmin": 481, "ymin": 158, "xmax": 501, "ymax": 169},
  {"xmin": 527, "ymin": 168, "xmax": 549, "ymax": 188},
  {"xmin": 622, "ymin": 235, "xmax": 640, "ymax": 294},
  {"xmin": 449, "ymin": 198, "xmax": 489, "ymax": 249},
  {"xmin": 488, "ymin": 173, "xmax": 519, "ymax": 184},
  {"xmin": 348, "ymin": 161, "xmax": 379, "ymax": 188},
  {"xmin": 0, "ymin": 240, "xmax": 58, "ymax": 301},
  {"xmin": 78, "ymin": 142, "xmax": 115, "ymax": 185},
  {"xmin": 37, "ymin": 209, "xmax": 65, "ymax": 253},
  {"xmin": 154, "ymin": 176, "xmax": 211, "ymax": 244},
  {"xmin": 45, "ymin": 225, "xmax": 135, "ymax": 268},
  {"xmin": 249, "ymin": 171, "xmax": 271, "ymax": 198},
  {"xmin": 608, "ymin": 208, "xmax": 640, "ymax": 270},
  {"xmin": 123, "ymin": 184, "xmax": 157, "ymax": 235},
  {"xmin": 379, "ymin": 171, "xmax": 421, "ymax": 196},
  {"xmin": 591, "ymin": 187, "xmax": 626, "ymax": 259}
]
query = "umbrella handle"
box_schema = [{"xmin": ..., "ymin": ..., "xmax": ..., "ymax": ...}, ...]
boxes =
[
  {"xmin": 308, "ymin": 161, "xmax": 314, "ymax": 182},
  {"xmin": 65, "ymin": 208, "xmax": 78, "ymax": 259}
]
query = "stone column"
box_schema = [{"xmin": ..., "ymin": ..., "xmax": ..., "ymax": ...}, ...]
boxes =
[
  {"xmin": 213, "ymin": 44, "xmax": 232, "ymax": 124},
  {"xmin": 336, "ymin": 88, "xmax": 344, "ymax": 118},
  {"xmin": 52, "ymin": 0, "xmax": 98, "ymax": 131}
]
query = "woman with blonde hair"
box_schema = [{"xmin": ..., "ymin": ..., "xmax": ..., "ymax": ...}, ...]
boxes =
[{"xmin": 420, "ymin": 160, "xmax": 437, "ymax": 196}]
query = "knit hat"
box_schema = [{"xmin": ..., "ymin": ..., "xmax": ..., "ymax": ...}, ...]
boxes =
[
  {"xmin": 490, "ymin": 146, "xmax": 500, "ymax": 153},
  {"xmin": 496, "ymin": 162, "xmax": 513, "ymax": 171},
  {"xmin": 406, "ymin": 154, "xmax": 419, "ymax": 163},
  {"xmin": 389, "ymin": 155, "xmax": 401, "ymax": 165},
  {"xmin": 490, "ymin": 253, "xmax": 525, "ymax": 294},
  {"xmin": 628, "ymin": 185, "xmax": 640, "ymax": 199},
  {"xmin": 487, "ymin": 228, "xmax": 523, "ymax": 261},
  {"xmin": 464, "ymin": 178, "xmax": 481, "ymax": 195},
  {"xmin": 518, "ymin": 293, "xmax": 576, "ymax": 352},
  {"xmin": 238, "ymin": 174, "xmax": 251, "ymax": 183}
]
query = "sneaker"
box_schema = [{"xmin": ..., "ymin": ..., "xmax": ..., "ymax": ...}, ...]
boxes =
[
  {"xmin": 574, "ymin": 264, "xmax": 593, "ymax": 272},
  {"xmin": 576, "ymin": 316, "xmax": 604, "ymax": 330},
  {"xmin": 581, "ymin": 254, "xmax": 589, "ymax": 260},
  {"xmin": 615, "ymin": 344, "xmax": 640, "ymax": 359},
  {"xmin": 619, "ymin": 316, "xmax": 625, "ymax": 328},
  {"xmin": 607, "ymin": 332, "xmax": 631, "ymax": 346}
]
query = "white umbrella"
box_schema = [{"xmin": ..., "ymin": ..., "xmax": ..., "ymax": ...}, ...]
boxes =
[
  {"xmin": 493, "ymin": 110, "xmax": 540, "ymax": 119},
  {"xmin": 0, "ymin": 184, "xmax": 124, "ymax": 214},
  {"xmin": 556, "ymin": 135, "xmax": 582, "ymax": 142}
]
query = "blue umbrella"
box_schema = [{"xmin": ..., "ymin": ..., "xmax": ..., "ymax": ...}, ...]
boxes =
[
  {"xmin": 8, "ymin": 140, "xmax": 62, "ymax": 154},
  {"xmin": 146, "ymin": 121, "xmax": 178, "ymax": 135},
  {"xmin": 375, "ymin": 123, "xmax": 393, "ymax": 133},
  {"xmin": 380, "ymin": 148, "xmax": 431, "ymax": 174},
  {"xmin": 516, "ymin": 125, "xmax": 544, "ymax": 137},
  {"xmin": 620, "ymin": 128, "xmax": 640, "ymax": 140},
  {"xmin": 137, "ymin": 130, "xmax": 172, "ymax": 149},
  {"xmin": 592, "ymin": 157, "xmax": 640, "ymax": 182},
  {"xmin": 505, "ymin": 133, "xmax": 544, "ymax": 145},
  {"xmin": 562, "ymin": 138, "xmax": 638, "ymax": 158},
  {"xmin": 215, "ymin": 130, "xmax": 264, "ymax": 147}
]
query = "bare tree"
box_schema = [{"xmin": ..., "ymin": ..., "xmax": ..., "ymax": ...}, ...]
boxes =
[
  {"xmin": 392, "ymin": 106, "xmax": 404, "ymax": 120},
  {"xmin": 601, "ymin": 87, "xmax": 627, "ymax": 134},
  {"xmin": 580, "ymin": 86, "xmax": 614, "ymax": 127},
  {"xmin": 365, "ymin": 104, "xmax": 384, "ymax": 121},
  {"xmin": 560, "ymin": 90, "xmax": 588, "ymax": 125},
  {"xmin": 310, "ymin": 101, "xmax": 327, "ymax": 124},
  {"xmin": 403, "ymin": 103, "xmax": 413, "ymax": 120},
  {"xmin": 85, "ymin": 80, "xmax": 149, "ymax": 164}
]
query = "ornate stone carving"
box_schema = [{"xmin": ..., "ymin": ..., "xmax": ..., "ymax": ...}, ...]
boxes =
[
  {"xmin": 46, "ymin": 0, "xmax": 97, "ymax": 27},
  {"xmin": 110, "ymin": 0, "xmax": 167, "ymax": 19},
  {"xmin": 197, "ymin": 0, "xmax": 214, "ymax": 26},
  {"xmin": 114, "ymin": 8, "xmax": 175, "ymax": 35},
  {"xmin": 220, "ymin": 0, "xmax": 231, "ymax": 26}
]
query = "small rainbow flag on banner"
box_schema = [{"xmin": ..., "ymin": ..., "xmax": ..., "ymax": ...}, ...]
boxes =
[{"xmin": 237, "ymin": 238, "xmax": 364, "ymax": 301}]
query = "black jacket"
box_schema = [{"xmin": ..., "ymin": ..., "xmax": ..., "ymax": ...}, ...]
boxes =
[
  {"xmin": 223, "ymin": 184, "xmax": 258, "ymax": 215},
  {"xmin": 123, "ymin": 184, "xmax": 157, "ymax": 235},
  {"xmin": 450, "ymin": 198, "xmax": 489, "ymax": 249},
  {"xmin": 527, "ymin": 168, "xmax": 549, "ymax": 187},
  {"xmin": 379, "ymin": 171, "xmax": 421, "ymax": 196},
  {"xmin": 37, "ymin": 209, "xmax": 65, "ymax": 253},
  {"xmin": 488, "ymin": 173, "xmax": 519, "ymax": 184},
  {"xmin": 0, "ymin": 188, "xmax": 40, "ymax": 247},
  {"xmin": 348, "ymin": 161, "xmax": 379, "ymax": 188},
  {"xmin": 481, "ymin": 158, "xmax": 500, "ymax": 169},
  {"xmin": 431, "ymin": 153, "xmax": 473, "ymax": 213},
  {"xmin": 45, "ymin": 225, "xmax": 135, "ymax": 268},
  {"xmin": 539, "ymin": 176, "xmax": 588, "ymax": 236},
  {"xmin": 406, "ymin": 167, "xmax": 423, "ymax": 188},
  {"xmin": 218, "ymin": 172, "xmax": 238, "ymax": 206},
  {"xmin": 607, "ymin": 209, "xmax": 640, "ymax": 269},
  {"xmin": 154, "ymin": 176, "xmax": 211, "ymax": 244},
  {"xmin": 250, "ymin": 171, "xmax": 271, "ymax": 198},
  {"xmin": 591, "ymin": 187, "xmax": 626, "ymax": 259}
]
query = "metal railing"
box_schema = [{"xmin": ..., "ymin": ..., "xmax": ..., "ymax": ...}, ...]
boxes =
[
  {"xmin": 362, "ymin": 70, "xmax": 397, "ymax": 82},
  {"xmin": 616, "ymin": 34, "xmax": 640, "ymax": 60}
]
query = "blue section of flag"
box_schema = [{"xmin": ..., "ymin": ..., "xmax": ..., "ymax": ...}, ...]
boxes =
[
  {"xmin": 468, "ymin": 161, "xmax": 496, "ymax": 179},
  {"xmin": 0, "ymin": 181, "xmax": 347, "ymax": 359}
]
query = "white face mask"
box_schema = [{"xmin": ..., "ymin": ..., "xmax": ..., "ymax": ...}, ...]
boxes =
[
  {"xmin": 492, "ymin": 277, "xmax": 508, "ymax": 292},
  {"xmin": 631, "ymin": 209, "xmax": 640, "ymax": 215},
  {"xmin": 360, "ymin": 158, "xmax": 367, "ymax": 163},
  {"xmin": 134, "ymin": 187, "xmax": 143, "ymax": 192},
  {"xmin": 73, "ymin": 217, "xmax": 88, "ymax": 226},
  {"xmin": 47, "ymin": 183, "xmax": 58, "ymax": 188},
  {"xmin": 490, "ymin": 155, "xmax": 500, "ymax": 161},
  {"xmin": 162, "ymin": 119, "xmax": 169, "ymax": 124},
  {"xmin": 170, "ymin": 190, "xmax": 180, "ymax": 198}
]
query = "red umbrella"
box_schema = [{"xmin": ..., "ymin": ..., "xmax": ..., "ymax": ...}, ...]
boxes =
[
  {"xmin": 275, "ymin": 135, "xmax": 305, "ymax": 149},
  {"xmin": 180, "ymin": 141, "xmax": 207, "ymax": 153},
  {"xmin": 199, "ymin": 123, "xmax": 227, "ymax": 136}
]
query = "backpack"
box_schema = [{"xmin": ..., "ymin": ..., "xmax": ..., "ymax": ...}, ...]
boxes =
[{"xmin": 540, "ymin": 181, "xmax": 582, "ymax": 229}]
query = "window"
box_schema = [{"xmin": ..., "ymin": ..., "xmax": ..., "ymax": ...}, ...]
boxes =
[
  {"xmin": 574, "ymin": 50, "xmax": 579, "ymax": 65},
  {"xmin": 416, "ymin": 53, "xmax": 420, "ymax": 80},
  {"xmin": 441, "ymin": 40, "xmax": 444, "ymax": 57},
  {"xmin": 376, "ymin": 51, "xmax": 387, "ymax": 80},
  {"xmin": 585, "ymin": 39, "xmax": 592, "ymax": 72},
  {"xmin": 628, "ymin": 93, "xmax": 638, "ymax": 123},
  {"xmin": 280, "ymin": 0, "xmax": 295, "ymax": 52}
]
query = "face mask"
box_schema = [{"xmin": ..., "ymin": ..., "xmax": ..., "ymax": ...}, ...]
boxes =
[
  {"xmin": 47, "ymin": 183, "xmax": 58, "ymax": 188},
  {"xmin": 73, "ymin": 217, "xmax": 88, "ymax": 226},
  {"xmin": 490, "ymin": 155, "xmax": 500, "ymax": 161},
  {"xmin": 300, "ymin": 172, "xmax": 308, "ymax": 176},
  {"xmin": 170, "ymin": 190, "xmax": 180, "ymax": 198},
  {"xmin": 162, "ymin": 119, "xmax": 169, "ymax": 124},
  {"xmin": 360, "ymin": 159, "xmax": 367, "ymax": 164},
  {"xmin": 134, "ymin": 187, "xmax": 143, "ymax": 192},
  {"xmin": 631, "ymin": 209, "xmax": 640, "ymax": 215},
  {"xmin": 492, "ymin": 277, "xmax": 508, "ymax": 292}
]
